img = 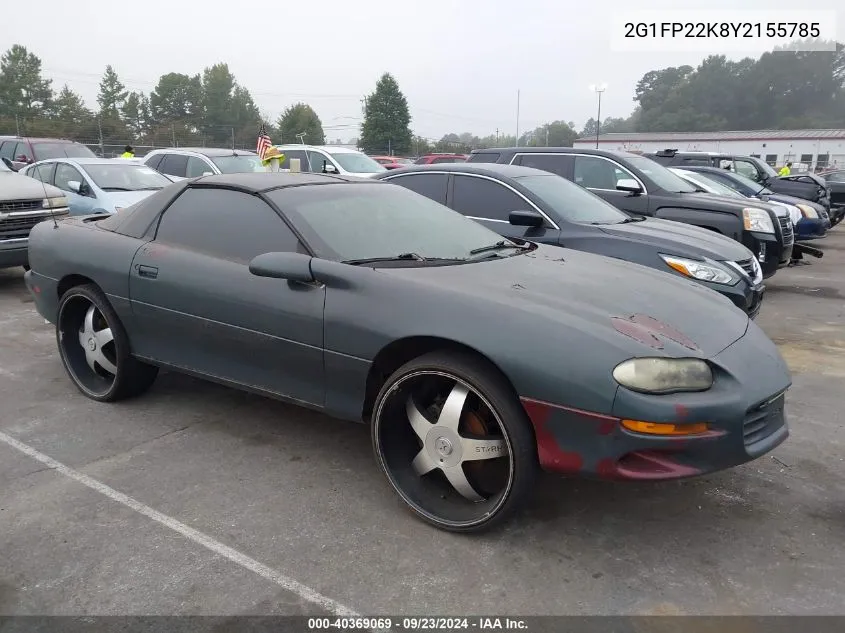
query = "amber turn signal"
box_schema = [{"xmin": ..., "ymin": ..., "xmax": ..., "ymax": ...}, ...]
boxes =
[{"xmin": 621, "ymin": 420, "xmax": 709, "ymax": 436}]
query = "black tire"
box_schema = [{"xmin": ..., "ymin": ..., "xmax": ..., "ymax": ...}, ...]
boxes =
[
  {"xmin": 56, "ymin": 283, "xmax": 158, "ymax": 402},
  {"xmin": 371, "ymin": 350, "xmax": 537, "ymax": 533}
]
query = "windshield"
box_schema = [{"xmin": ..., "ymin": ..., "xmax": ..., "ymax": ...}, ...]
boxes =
[
  {"xmin": 722, "ymin": 170, "xmax": 773, "ymax": 195},
  {"xmin": 211, "ymin": 154, "xmax": 264, "ymax": 173},
  {"xmin": 752, "ymin": 157, "xmax": 778, "ymax": 178},
  {"xmin": 85, "ymin": 164, "xmax": 173, "ymax": 191},
  {"xmin": 671, "ymin": 169, "xmax": 745, "ymax": 198},
  {"xmin": 515, "ymin": 174, "xmax": 629, "ymax": 224},
  {"xmin": 268, "ymin": 182, "xmax": 518, "ymax": 262},
  {"xmin": 34, "ymin": 143, "xmax": 97, "ymax": 160},
  {"xmin": 328, "ymin": 151, "xmax": 387, "ymax": 174},
  {"xmin": 625, "ymin": 154, "xmax": 698, "ymax": 193}
]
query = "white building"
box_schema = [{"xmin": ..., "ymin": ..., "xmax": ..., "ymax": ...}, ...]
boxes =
[{"xmin": 573, "ymin": 129, "xmax": 845, "ymax": 172}]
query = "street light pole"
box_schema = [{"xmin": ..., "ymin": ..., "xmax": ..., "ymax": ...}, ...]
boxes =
[{"xmin": 589, "ymin": 83, "xmax": 607, "ymax": 149}]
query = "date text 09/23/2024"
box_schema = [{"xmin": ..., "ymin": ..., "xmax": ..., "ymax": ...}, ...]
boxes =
[{"xmin": 307, "ymin": 617, "xmax": 528, "ymax": 630}]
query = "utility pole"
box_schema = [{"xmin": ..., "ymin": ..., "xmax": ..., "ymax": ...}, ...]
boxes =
[
  {"xmin": 546, "ymin": 125, "xmax": 550, "ymax": 147},
  {"xmin": 15, "ymin": 114, "xmax": 20, "ymax": 137},
  {"xmin": 171, "ymin": 123, "xmax": 176, "ymax": 147},
  {"xmin": 231, "ymin": 127, "xmax": 235, "ymax": 150},
  {"xmin": 515, "ymin": 90, "xmax": 520, "ymax": 147},
  {"xmin": 496, "ymin": 128, "xmax": 499, "ymax": 143},
  {"xmin": 590, "ymin": 83, "xmax": 607, "ymax": 149}
]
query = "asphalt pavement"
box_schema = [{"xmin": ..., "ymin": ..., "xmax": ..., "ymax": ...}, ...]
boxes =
[{"xmin": 0, "ymin": 230, "xmax": 843, "ymax": 617}]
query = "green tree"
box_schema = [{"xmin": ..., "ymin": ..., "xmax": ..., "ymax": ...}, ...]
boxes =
[
  {"xmin": 230, "ymin": 85, "xmax": 262, "ymax": 145},
  {"xmin": 360, "ymin": 73, "xmax": 412, "ymax": 154},
  {"xmin": 150, "ymin": 72, "xmax": 204, "ymax": 125},
  {"xmin": 0, "ymin": 44, "xmax": 53, "ymax": 119},
  {"xmin": 276, "ymin": 102, "xmax": 325, "ymax": 145},
  {"xmin": 97, "ymin": 65, "xmax": 128, "ymax": 118},
  {"xmin": 524, "ymin": 121, "xmax": 577, "ymax": 147},
  {"xmin": 47, "ymin": 85, "xmax": 95, "ymax": 138},
  {"xmin": 201, "ymin": 63, "xmax": 236, "ymax": 143},
  {"xmin": 121, "ymin": 91, "xmax": 152, "ymax": 140}
]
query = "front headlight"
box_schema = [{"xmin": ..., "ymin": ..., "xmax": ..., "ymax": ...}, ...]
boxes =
[
  {"xmin": 43, "ymin": 196, "xmax": 68, "ymax": 209},
  {"xmin": 742, "ymin": 207, "xmax": 774, "ymax": 233},
  {"xmin": 659, "ymin": 254, "xmax": 736, "ymax": 285},
  {"xmin": 613, "ymin": 357, "xmax": 714, "ymax": 394},
  {"xmin": 795, "ymin": 203, "xmax": 818, "ymax": 219}
]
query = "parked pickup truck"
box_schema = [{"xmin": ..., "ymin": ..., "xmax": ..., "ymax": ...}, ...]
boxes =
[
  {"xmin": 1, "ymin": 158, "xmax": 70, "ymax": 270},
  {"xmin": 645, "ymin": 150, "xmax": 832, "ymax": 211},
  {"xmin": 466, "ymin": 146, "xmax": 794, "ymax": 278}
]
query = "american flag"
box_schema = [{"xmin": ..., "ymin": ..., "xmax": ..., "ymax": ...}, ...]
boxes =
[{"xmin": 256, "ymin": 123, "xmax": 272, "ymax": 161}]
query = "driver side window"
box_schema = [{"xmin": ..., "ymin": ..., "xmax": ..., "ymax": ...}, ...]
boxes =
[
  {"xmin": 186, "ymin": 156, "xmax": 212, "ymax": 178},
  {"xmin": 54, "ymin": 163, "xmax": 87, "ymax": 195},
  {"xmin": 734, "ymin": 160, "xmax": 760, "ymax": 181}
]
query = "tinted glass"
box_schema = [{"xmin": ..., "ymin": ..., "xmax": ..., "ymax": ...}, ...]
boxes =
[
  {"xmin": 516, "ymin": 154, "xmax": 571, "ymax": 176},
  {"xmin": 672, "ymin": 170, "xmax": 744, "ymax": 198},
  {"xmin": 279, "ymin": 149, "xmax": 307, "ymax": 171},
  {"xmin": 679, "ymin": 156, "xmax": 711, "ymax": 166},
  {"xmin": 451, "ymin": 175, "xmax": 527, "ymax": 222},
  {"xmin": 734, "ymin": 159, "xmax": 759, "ymax": 181},
  {"xmin": 144, "ymin": 154, "xmax": 164, "ymax": 170},
  {"xmin": 32, "ymin": 143, "xmax": 95, "ymax": 160},
  {"xmin": 515, "ymin": 174, "xmax": 628, "ymax": 224},
  {"xmin": 824, "ymin": 171, "xmax": 845, "ymax": 183},
  {"xmin": 574, "ymin": 156, "xmax": 633, "ymax": 190},
  {"xmin": 467, "ymin": 153, "xmax": 500, "ymax": 163},
  {"xmin": 431, "ymin": 156, "xmax": 463, "ymax": 164},
  {"xmin": 0, "ymin": 141, "xmax": 16, "ymax": 160},
  {"xmin": 84, "ymin": 164, "xmax": 172, "ymax": 191},
  {"xmin": 713, "ymin": 170, "xmax": 771, "ymax": 195},
  {"xmin": 210, "ymin": 154, "xmax": 264, "ymax": 173},
  {"xmin": 54, "ymin": 163, "xmax": 85, "ymax": 192},
  {"xmin": 267, "ymin": 183, "xmax": 512, "ymax": 262},
  {"xmin": 31, "ymin": 163, "xmax": 55, "ymax": 183},
  {"xmin": 306, "ymin": 151, "xmax": 330, "ymax": 173},
  {"xmin": 14, "ymin": 142, "xmax": 34, "ymax": 161},
  {"xmin": 155, "ymin": 188, "xmax": 302, "ymax": 262},
  {"xmin": 387, "ymin": 173, "xmax": 448, "ymax": 205},
  {"xmin": 159, "ymin": 154, "xmax": 188, "ymax": 178},
  {"xmin": 185, "ymin": 156, "xmax": 211, "ymax": 178},
  {"xmin": 623, "ymin": 154, "xmax": 697, "ymax": 193},
  {"xmin": 328, "ymin": 151, "xmax": 386, "ymax": 173}
]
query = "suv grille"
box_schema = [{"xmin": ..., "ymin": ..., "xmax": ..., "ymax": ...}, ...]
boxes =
[
  {"xmin": 0, "ymin": 215, "xmax": 51, "ymax": 240},
  {"xmin": 743, "ymin": 392, "xmax": 786, "ymax": 449},
  {"xmin": 778, "ymin": 216, "xmax": 794, "ymax": 246},
  {"xmin": 0, "ymin": 199, "xmax": 43, "ymax": 213}
]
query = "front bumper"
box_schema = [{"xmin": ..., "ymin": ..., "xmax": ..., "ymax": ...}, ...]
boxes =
[
  {"xmin": 745, "ymin": 230, "xmax": 790, "ymax": 278},
  {"xmin": 795, "ymin": 217, "xmax": 827, "ymax": 241},
  {"xmin": 520, "ymin": 321, "xmax": 791, "ymax": 480},
  {"xmin": 0, "ymin": 239, "xmax": 29, "ymax": 269}
]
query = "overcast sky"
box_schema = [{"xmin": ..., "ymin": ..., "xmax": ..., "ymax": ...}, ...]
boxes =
[{"xmin": 3, "ymin": 0, "xmax": 842, "ymax": 141}]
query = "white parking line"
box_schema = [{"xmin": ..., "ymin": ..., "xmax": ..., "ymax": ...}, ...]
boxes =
[{"xmin": 0, "ymin": 430, "xmax": 361, "ymax": 618}]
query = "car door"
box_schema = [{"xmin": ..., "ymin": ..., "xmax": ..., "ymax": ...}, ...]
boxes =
[
  {"xmin": 128, "ymin": 186, "xmax": 326, "ymax": 406},
  {"xmin": 572, "ymin": 155, "xmax": 650, "ymax": 216},
  {"xmin": 53, "ymin": 162, "xmax": 97, "ymax": 214},
  {"xmin": 448, "ymin": 174, "xmax": 560, "ymax": 243}
]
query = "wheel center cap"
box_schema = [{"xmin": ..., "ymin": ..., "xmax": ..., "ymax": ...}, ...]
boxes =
[
  {"xmin": 435, "ymin": 437, "xmax": 453, "ymax": 456},
  {"xmin": 88, "ymin": 338, "xmax": 97, "ymax": 351}
]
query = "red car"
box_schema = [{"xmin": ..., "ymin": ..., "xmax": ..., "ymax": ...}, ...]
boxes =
[
  {"xmin": 371, "ymin": 156, "xmax": 414, "ymax": 170},
  {"xmin": 415, "ymin": 153, "xmax": 468, "ymax": 165},
  {"xmin": 0, "ymin": 136, "xmax": 97, "ymax": 171}
]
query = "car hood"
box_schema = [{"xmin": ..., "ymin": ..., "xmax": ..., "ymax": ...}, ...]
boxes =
[
  {"xmin": 597, "ymin": 217, "xmax": 753, "ymax": 261},
  {"xmin": 99, "ymin": 189, "xmax": 159, "ymax": 210},
  {"xmin": 763, "ymin": 193, "xmax": 824, "ymax": 213},
  {"xmin": 0, "ymin": 172, "xmax": 64, "ymax": 200},
  {"xmin": 383, "ymin": 244, "xmax": 749, "ymax": 359},
  {"xmin": 680, "ymin": 191, "xmax": 788, "ymax": 217}
]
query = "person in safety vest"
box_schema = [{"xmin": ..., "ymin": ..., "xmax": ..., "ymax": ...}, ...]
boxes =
[
  {"xmin": 778, "ymin": 162, "xmax": 792, "ymax": 176},
  {"xmin": 120, "ymin": 145, "xmax": 135, "ymax": 158}
]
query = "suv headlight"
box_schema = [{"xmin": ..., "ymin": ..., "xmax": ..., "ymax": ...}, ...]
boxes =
[
  {"xmin": 659, "ymin": 255, "xmax": 737, "ymax": 285},
  {"xmin": 43, "ymin": 196, "xmax": 68, "ymax": 209},
  {"xmin": 613, "ymin": 357, "xmax": 713, "ymax": 394},
  {"xmin": 795, "ymin": 203, "xmax": 818, "ymax": 219},
  {"xmin": 743, "ymin": 208, "xmax": 774, "ymax": 233}
]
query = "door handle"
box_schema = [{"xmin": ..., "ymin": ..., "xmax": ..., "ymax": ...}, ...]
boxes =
[{"xmin": 138, "ymin": 265, "xmax": 159, "ymax": 279}]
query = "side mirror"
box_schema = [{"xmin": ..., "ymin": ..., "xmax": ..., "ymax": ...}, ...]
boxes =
[
  {"xmin": 67, "ymin": 180, "xmax": 82, "ymax": 193},
  {"xmin": 323, "ymin": 163, "xmax": 338, "ymax": 174},
  {"xmin": 202, "ymin": 171, "xmax": 214, "ymax": 176},
  {"xmin": 509, "ymin": 209, "xmax": 544, "ymax": 227},
  {"xmin": 249, "ymin": 252, "xmax": 315, "ymax": 283},
  {"xmin": 2, "ymin": 157, "xmax": 18, "ymax": 171},
  {"xmin": 616, "ymin": 178, "xmax": 642, "ymax": 194}
]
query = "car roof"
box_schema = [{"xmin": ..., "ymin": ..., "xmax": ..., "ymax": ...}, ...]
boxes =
[
  {"xmin": 275, "ymin": 144, "xmax": 362, "ymax": 154},
  {"xmin": 471, "ymin": 146, "xmax": 637, "ymax": 159},
  {"xmin": 0, "ymin": 136, "xmax": 86, "ymax": 145},
  {"xmin": 149, "ymin": 147, "xmax": 257, "ymax": 157},
  {"xmin": 191, "ymin": 171, "xmax": 369, "ymax": 191},
  {"xmin": 381, "ymin": 163, "xmax": 552, "ymax": 179},
  {"xmin": 34, "ymin": 157, "xmax": 142, "ymax": 166}
]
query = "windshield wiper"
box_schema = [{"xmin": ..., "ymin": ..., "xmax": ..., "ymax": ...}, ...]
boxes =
[
  {"xmin": 469, "ymin": 240, "xmax": 529, "ymax": 255},
  {"xmin": 619, "ymin": 216, "xmax": 646, "ymax": 223},
  {"xmin": 343, "ymin": 252, "xmax": 427, "ymax": 265}
]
